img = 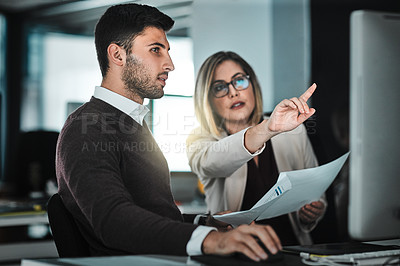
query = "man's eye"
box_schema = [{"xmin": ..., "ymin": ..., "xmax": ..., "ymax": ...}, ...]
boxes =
[{"xmin": 151, "ymin": 47, "xmax": 160, "ymax": 53}]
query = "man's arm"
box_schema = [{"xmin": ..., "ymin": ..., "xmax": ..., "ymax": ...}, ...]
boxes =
[
  {"xmin": 57, "ymin": 118, "xmax": 197, "ymax": 256},
  {"xmin": 182, "ymin": 214, "xmax": 197, "ymax": 224}
]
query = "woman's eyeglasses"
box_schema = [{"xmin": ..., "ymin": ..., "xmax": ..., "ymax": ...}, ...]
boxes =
[{"xmin": 210, "ymin": 75, "xmax": 251, "ymax": 98}]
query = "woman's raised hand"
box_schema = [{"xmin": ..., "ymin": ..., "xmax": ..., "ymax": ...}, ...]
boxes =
[
  {"xmin": 267, "ymin": 83, "xmax": 317, "ymax": 133},
  {"xmin": 244, "ymin": 83, "xmax": 317, "ymax": 153}
]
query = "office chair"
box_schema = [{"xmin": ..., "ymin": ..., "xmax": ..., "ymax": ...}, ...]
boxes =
[{"xmin": 47, "ymin": 193, "xmax": 91, "ymax": 257}]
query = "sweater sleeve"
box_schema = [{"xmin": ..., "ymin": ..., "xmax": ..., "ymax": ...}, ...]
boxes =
[{"xmin": 57, "ymin": 117, "xmax": 197, "ymax": 256}]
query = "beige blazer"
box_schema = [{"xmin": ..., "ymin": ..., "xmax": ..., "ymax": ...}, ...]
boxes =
[{"xmin": 186, "ymin": 123, "xmax": 324, "ymax": 245}]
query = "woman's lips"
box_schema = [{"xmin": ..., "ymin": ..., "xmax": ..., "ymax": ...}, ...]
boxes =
[{"xmin": 230, "ymin": 101, "xmax": 244, "ymax": 109}]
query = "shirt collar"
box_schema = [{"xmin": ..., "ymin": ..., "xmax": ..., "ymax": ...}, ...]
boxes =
[{"xmin": 93, "ymin": 86, "xmax": 149, "ymax": 126}]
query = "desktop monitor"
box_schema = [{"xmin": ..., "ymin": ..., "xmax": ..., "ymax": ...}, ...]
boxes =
[{"xmin": 349, "ymin": 10, "xmax": 400, "ymax": 241}]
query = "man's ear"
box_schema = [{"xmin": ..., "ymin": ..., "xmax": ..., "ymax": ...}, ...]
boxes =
[{"xmin": 107, "ymin": 43, "xmax": 125, "ymax": 67}]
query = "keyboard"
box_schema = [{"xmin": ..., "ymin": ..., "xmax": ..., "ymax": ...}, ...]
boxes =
[{"xmin": 301, "ymin": 249, "xmax": 400, "ymax": 265}]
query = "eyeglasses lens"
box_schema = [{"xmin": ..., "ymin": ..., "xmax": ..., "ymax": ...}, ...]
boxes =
[
  {"xmin": 212, "ymin": 84, "xmax": 228, "ymax": 98},
  {"xmin": 211, "ymin": 75, "xmax": 250, "ymax": 98},
  {"xmin": 233, "ymin": 77, "xmax": 249, "ymax": 91}
]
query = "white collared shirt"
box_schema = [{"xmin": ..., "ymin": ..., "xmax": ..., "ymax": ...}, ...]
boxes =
[
  {"xmin": 92, "ymin": 86, "xmax": 215, "ymax": 255},
  {"xmin": 93, "ymin": 86, "xmax": 149, "ymax": 126}
]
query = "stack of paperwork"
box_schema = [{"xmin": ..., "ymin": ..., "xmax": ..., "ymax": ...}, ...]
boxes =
[{"xmin": 214, "ymin": 152, "xmax": 350, "ymax": 226}]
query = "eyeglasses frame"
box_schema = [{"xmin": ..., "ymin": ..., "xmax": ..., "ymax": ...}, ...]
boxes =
[{"xmin": 210, "ymin": 74, "xmax": 251, "ymax": 98}]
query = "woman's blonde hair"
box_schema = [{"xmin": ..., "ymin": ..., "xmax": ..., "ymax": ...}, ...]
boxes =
[{"xmin": 194, "ymin": 51, "xmax": 264, "ymax": 137}]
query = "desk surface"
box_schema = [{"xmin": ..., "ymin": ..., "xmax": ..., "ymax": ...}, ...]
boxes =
[
  {"xmin": 1, "ymin": 240, "xmax": 57, "ymax": 263},
  {"xmin": 21, "ymin": 253, "xmax": 305, "ymax": 266},
  {"xmin": 0, "ymin": 198, "xmax": 49, "ymax": 227},
  {"xmin": 0, "ymin": 213, "xmax": 48, "ymax": 227},
  {"xmin": 20, "ymin": 240, "xmax": 400, "ymax": 266},
  {"xmin": 0, "ymin": 212, "xmax": 55, "ymax": 263}
]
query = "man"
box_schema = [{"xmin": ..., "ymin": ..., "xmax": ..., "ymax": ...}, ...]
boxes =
[{"xmin": 56, "ymin": 3, "xmax": 281, "ymax": 262}]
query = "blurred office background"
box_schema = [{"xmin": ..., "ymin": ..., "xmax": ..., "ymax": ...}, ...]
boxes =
[{"xmin": 0, "ymin": 0, "xmax": 399, "ymax": 264}]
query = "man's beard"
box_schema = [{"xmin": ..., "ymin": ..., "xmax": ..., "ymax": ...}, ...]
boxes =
[{"xmin": 122, "ymin": 55, "xmax": 164, "ymax": 100}]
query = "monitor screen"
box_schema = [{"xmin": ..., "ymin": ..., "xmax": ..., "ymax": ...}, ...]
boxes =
[{"xmin": 349, "ymin": 10, "xmax": 400, "ymax": 240}]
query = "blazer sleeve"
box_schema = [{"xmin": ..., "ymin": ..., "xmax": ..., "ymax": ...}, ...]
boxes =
[{"xmin": 186, "ymin": 127, "xmax": 263, "ymax": 178}]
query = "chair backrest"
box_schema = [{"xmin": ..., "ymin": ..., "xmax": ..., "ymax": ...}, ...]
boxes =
[{"xmin": 47, "ymin": 193, "xmax": 90, "ymax": 257}]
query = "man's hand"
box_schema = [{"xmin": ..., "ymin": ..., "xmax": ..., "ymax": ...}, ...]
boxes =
[
  {"xmin": 267, "ymin": 83, "xmax": 317, "ymax": 134},
  {"xmin": 299, "ymin": 200, "xmax": 326, "ymax": 224},
  {"xmin": 202, "ymin": 222, "xmax": 282, "ymax": 262}
]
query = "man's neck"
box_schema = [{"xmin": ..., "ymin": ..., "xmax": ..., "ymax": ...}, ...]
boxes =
[{"xmin": 101, "ymin": 78, "xmax": 144, "ymax": 105}]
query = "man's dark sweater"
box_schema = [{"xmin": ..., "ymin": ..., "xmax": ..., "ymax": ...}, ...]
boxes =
[{"xmin": 56, "ymin": 97, "xmax": 198, "ymax": 256}]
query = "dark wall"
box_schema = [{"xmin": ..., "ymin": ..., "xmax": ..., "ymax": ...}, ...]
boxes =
[
  {"xmin": 3, "ymin": 14, "xmax": 25, "ymax": 185},
  {"xmin": 311, "ymin": 0, "xmax": 400, "ymax": 164},
  {"xmin": 309, "ymin": 0, "xmax": 400, "ymax": 243}
]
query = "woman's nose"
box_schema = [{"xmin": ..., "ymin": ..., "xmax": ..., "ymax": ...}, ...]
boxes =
[{"xmin": 228, "ymin": 84, "xmax": 238, "ymax": 98}]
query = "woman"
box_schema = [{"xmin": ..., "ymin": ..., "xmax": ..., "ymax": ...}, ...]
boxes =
[{"xmin": 186, "ymin": 51, "xmax": 326, "ymax": 245}]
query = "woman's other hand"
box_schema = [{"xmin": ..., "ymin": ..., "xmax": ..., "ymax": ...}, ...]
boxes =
[{"xmin": 298, "ymin": 200, "xmax": 326, "ymax": 224}]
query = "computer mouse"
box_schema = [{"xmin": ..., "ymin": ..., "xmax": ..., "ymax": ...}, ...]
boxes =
[{"xmin": 236, "ymin": 237, "xmax": 284, "ymax": 263}]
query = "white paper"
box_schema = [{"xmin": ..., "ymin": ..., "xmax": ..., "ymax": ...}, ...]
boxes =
[
  {"xmin": 213, "ymin": 175, "xmax": 292, "ymax": 225},
  {"xmin": 214, "ymin": 152, "xmax": 350, "ymax": 226}
]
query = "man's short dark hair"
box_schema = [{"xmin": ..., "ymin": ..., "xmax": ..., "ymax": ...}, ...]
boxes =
[{"xmin": 95, "ymin": 3, "xmax": 174, "ymax": 77}]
